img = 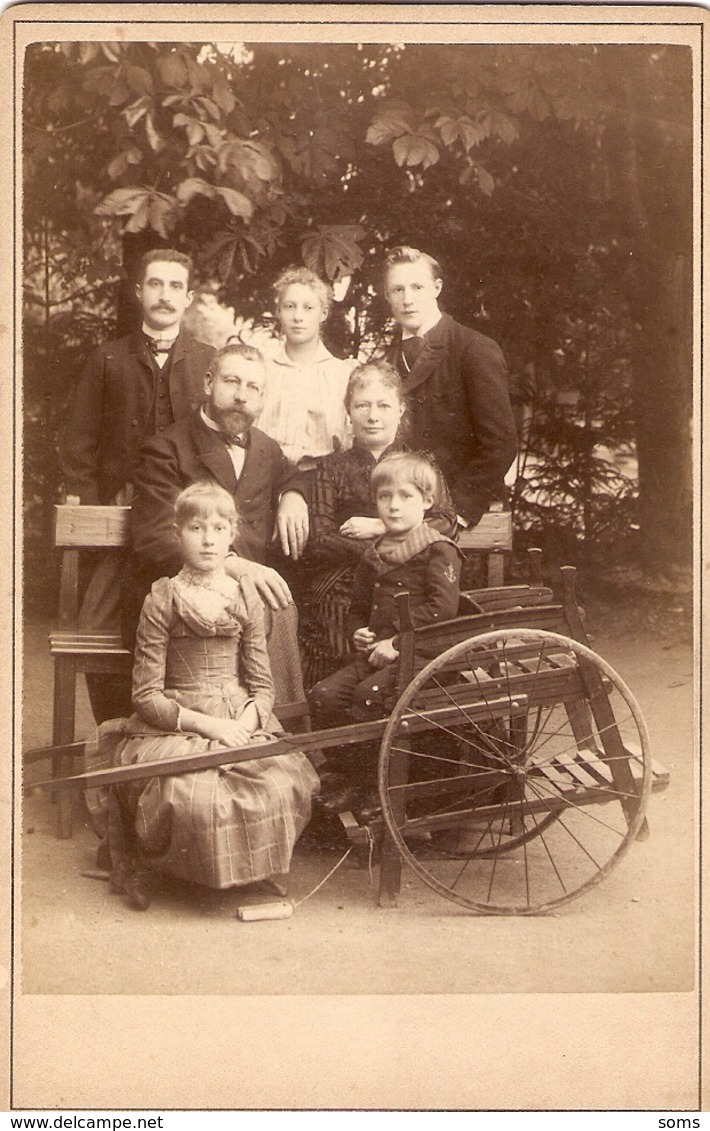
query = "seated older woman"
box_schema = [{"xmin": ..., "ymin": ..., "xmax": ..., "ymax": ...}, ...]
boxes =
[{"xmin": 300, "ymin": 359, "xmax": 457, "ymax": 689}]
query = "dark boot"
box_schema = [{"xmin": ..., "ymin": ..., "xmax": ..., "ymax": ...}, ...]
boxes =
[{"xmin": 123, "ymin": 869, "xmax": 155, "ymax": 911}]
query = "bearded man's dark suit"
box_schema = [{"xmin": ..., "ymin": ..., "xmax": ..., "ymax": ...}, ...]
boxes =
[
  {"xmin": 121, "ymin": 409, "xmax": 311, "ymax": 709},
  {"xmin": 129, "ymin": 409, "xmax": 309, "ymax": 584},
  {"xmin": 60, "ymin": 328, "xmax": 215, "ymax": 505},
  {"xmin": 388, "ymin": 313, "xmax": 517, "ymax": 528}
]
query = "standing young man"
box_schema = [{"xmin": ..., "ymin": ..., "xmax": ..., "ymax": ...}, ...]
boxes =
[
  {"xmin": 61, "ymin": 249, "xmax": 215, "ymax": 507},
  {"xmin": 383, "ymin": 245, "xmax": 518, "ymax": 531}
]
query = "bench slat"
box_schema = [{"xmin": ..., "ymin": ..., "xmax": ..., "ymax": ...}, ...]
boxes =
[
  {"xmin": 50, "ymin": 632, "xmax": 130, "ymax": 655},
  {"xmin": 54, "ymin": 505, "xmax": 131, "ymax": 548},
  {"xmin": 457, "ymin": 511, "xmax": 512, "ymax": 552}
]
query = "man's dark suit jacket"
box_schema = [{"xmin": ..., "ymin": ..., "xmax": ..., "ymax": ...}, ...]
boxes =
[
  {"xmin": 122, "ymin": 408, "xmax": 310, "ymax": 647},
  {"xmin": 60, "ymin": 328, "xmax": 216, "ymax": 504},
  {"xmin": 388, "ymin": 312, "xmax": 518, "ymax": 527}
]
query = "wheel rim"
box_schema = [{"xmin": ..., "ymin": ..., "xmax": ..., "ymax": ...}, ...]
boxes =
[{"xmin": 378, "ymin": 628, "xmax": 652, "ymax": 915}]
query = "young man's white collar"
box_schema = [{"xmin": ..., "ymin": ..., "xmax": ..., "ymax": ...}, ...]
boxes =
[
  {"xmin": 141, "ymin": 321, "xmax": 181, "ymax": 343},
  {"xmin": 400, "ymin": 311, "xmax": 442, "ymax": 340}
]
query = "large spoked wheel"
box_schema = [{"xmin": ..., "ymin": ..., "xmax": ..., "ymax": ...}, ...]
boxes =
[{"xmin": 378, "ymin": 628, "xmax": 652, "ymax": 915}]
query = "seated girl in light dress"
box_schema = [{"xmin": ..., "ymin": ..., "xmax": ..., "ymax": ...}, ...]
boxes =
[
  {"xmin": 257, "ymin": 266, "xmax": 356, "ymax": 469},
  {"xmin": 86, "ymin": 481, "xmax": 319, "ymax": 911}
]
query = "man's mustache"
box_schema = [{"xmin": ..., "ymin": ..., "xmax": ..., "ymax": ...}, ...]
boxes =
[{"xmin": 151, "ymin": 303, "xmax": 176, "ymax": 313}]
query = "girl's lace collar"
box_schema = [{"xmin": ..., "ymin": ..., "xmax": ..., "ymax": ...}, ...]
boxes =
[
  {"xmin": 171, "ymin": 568, "xmax": 243, "ymax": 635},
  {"xmin": 177, "ymin": 566, "xmax": 235, "ymax": 594}
]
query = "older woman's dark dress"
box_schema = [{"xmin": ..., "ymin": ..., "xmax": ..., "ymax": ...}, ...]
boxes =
[{"xmin": 300, "ymin": 441, "xmax": 457, "ymax": 686}]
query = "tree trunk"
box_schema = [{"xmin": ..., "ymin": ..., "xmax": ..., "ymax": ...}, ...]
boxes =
[
  {"xmin": 631, "ymin": 250, "xmax": 693, "ymax": 575},
  {"xmin": 613, "ymin": 49, "xmax": 693, "ymax": 576}
]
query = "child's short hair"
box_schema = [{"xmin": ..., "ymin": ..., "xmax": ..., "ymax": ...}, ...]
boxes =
[
  {"xmin": 138, "ymin": 248, "xmax": 194, "ymax": 288},
  {"xmin": 344, "ymin": 360, "xmax": 404, "ymax": 413},
  {"xmin": 273, "ymin": 265, "xmax": 332, "ymax": 315},
  {"xmin": 383, "ymin": 245, "xmax": 443, "ymax": 285},
  {"xmin": 174, "ymin": 481, "xmax": 237, "ymax": 528},
  {"xmin": 371, "ymin": 452, "xmax": 437, "ymax": 502}
]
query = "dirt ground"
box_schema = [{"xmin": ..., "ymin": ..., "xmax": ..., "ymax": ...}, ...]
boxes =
[{"xmin": 19, "ymin": 585, "xmax": 696, "ymax": 1000}]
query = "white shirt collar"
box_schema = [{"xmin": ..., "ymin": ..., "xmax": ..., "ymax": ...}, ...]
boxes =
[
  {"xmin": 142, "ymin": 321, "xmax": 181, "ymax": 343},
  {"xmin": 401, "ymin": 311, "xmax": 442, "ymax": 340}
]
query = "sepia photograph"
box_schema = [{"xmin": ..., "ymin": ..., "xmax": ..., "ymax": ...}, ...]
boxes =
[{"xmin": 6, "ymin": 2, "xmax": 702, "ymax": 1113}]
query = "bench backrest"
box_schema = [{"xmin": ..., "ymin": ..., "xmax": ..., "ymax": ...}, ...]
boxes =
[
  {"xmin": 53, "ymin": 505, "xmax": 131, "ymax": 633},
  {"xmin": 458, "ymin": 509, "xmax": 512, "ymax": 588},
  {"xmin": 457, "ymin": 509, "xmax": 512, "ymax": 554},
  {"xmin": 55, "ymin": 506, "xmax": 513, "ymax": 549}
]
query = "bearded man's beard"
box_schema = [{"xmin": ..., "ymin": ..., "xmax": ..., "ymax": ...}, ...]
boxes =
[{"xmin": 213, "ymin": 407, "xmax": 254, "ymax": 440}]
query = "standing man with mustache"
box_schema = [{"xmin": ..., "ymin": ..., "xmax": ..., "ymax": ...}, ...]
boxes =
[
  {"xmin": 61, "ymin": 249, "xmax": 214, "ymax": 510},
  {"xmin": 60, "ymin": 249, "xmax": 215, "ymax": 724}
]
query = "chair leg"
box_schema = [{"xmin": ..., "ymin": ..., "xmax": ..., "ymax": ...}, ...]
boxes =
[
  {"xmin": 377, "ymin": 741, "xmax": 408, "ymax": 908},
  {"xmin": 53, "ymin": 656, "xmax": 77, "ymax": 839},
  {"xmin": 486, "ymin": 551, "xmax": 505, "ymax": 588}
]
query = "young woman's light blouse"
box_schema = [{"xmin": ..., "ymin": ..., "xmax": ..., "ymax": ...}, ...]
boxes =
[{"xmin": 259, "ymin": 343, "xmax": 356, "ymax": 465}]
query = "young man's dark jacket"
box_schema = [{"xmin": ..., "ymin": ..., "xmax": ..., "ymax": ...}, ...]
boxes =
[
  {"xmin": 60, "ymin": 328, "xmax": 215, "ymax": 504},
  {"xmin": 387, "ymin": 312, "xmax": 517, "ymax": 527},
  {"xmin": 121, "ymin": 407, "xmax": 310, "ymax": 647}
]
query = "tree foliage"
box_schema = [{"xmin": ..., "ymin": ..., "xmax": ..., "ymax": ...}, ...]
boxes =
[{"xmin": 23, "ymin": 40, "xmax": 692, "ymax": 607}]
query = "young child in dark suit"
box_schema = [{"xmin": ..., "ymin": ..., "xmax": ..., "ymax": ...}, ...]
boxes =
[{"xmin": 308, "ymin": 451, "xmax": 463, "ymax": 813}]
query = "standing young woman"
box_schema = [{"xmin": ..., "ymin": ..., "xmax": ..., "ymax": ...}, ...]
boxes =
[
  {"xmin": 258, "ymin": 266, "xmax": 356, "ymax": 469},
  {"xmin": 300, "ymin": 360, "xmax": 457, "ymax": 688}
]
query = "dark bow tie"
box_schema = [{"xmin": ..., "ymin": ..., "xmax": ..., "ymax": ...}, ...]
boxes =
[
  {"xmin": 401, "ymin": 335, "xmax": 426, "ymax": 371},
  {"xmin": 222, "ymin": 431, "xmax": 249, "ymax": 449},
  {"xmin": 144, "ymin": 335, "xmax": 176, "ymax": 356}
]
